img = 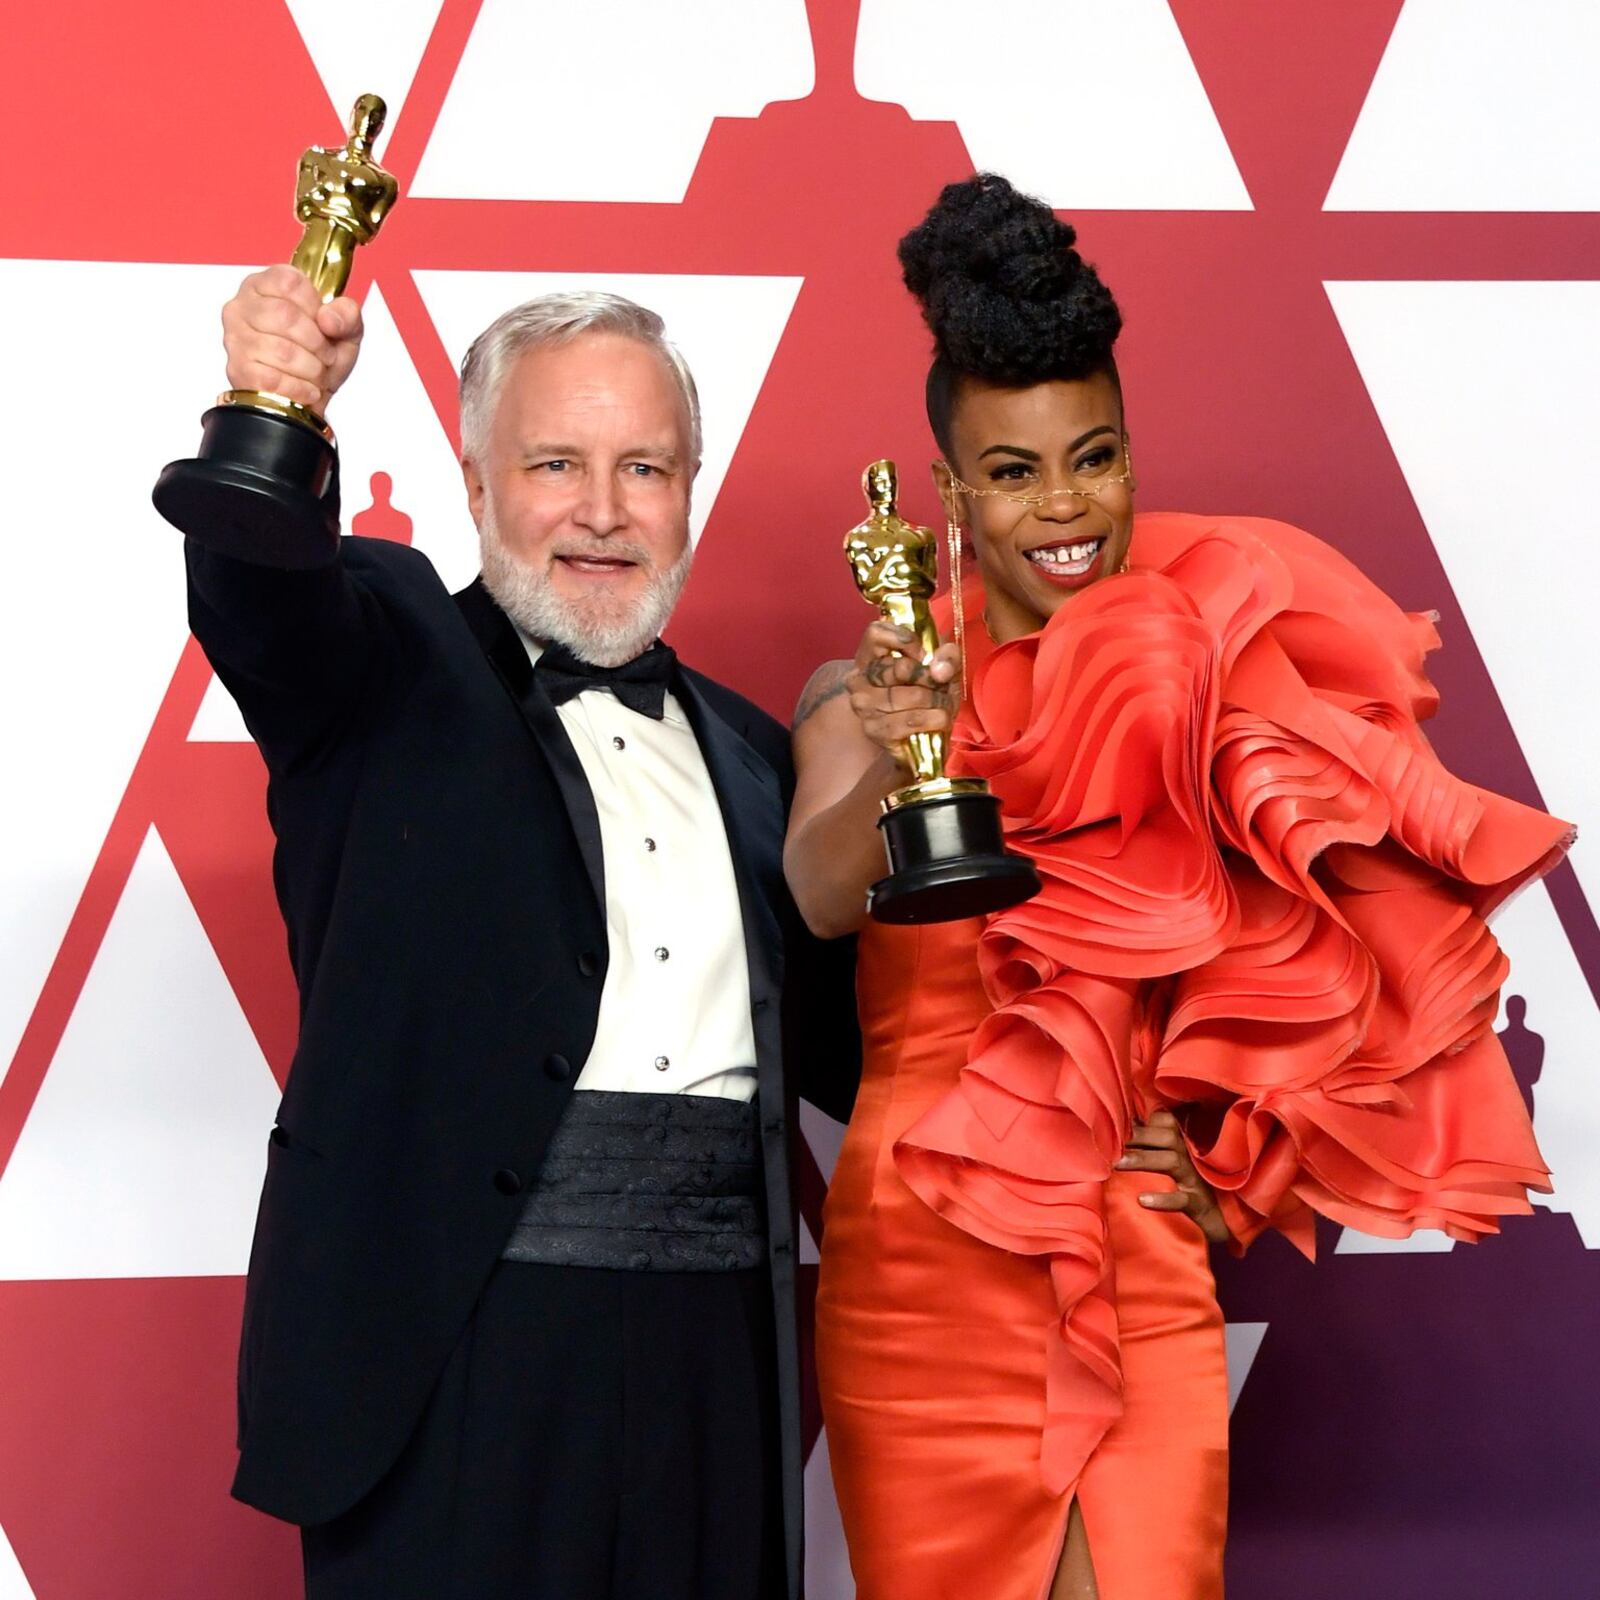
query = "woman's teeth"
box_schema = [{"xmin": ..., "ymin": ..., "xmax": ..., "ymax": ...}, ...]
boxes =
[{"xmin": 1025, "ymin": 538, "xmax": 1104, "ymax": 575}]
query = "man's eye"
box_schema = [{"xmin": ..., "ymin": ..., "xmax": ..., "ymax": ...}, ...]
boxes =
[
  {"xmin": 626, "ymin": 462, "xmax": 660, "ymax": 478},
  {"xmin": 531, "ymin": 459, "xmax": 569, "ymax": 474}
]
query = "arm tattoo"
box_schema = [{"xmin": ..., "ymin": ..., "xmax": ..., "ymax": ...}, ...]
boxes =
[{"xmin": 793, "ymin": 660, "xmax": 854, "ymax": 727}]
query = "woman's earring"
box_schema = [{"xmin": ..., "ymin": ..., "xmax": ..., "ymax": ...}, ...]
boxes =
[
  {"xmin": 943, "ymin": 492, "xmax": 969, "ymax": 702},
  {"xmin": 1119, "ymin": 435, "xmax": 1135, "ymax": 574}
]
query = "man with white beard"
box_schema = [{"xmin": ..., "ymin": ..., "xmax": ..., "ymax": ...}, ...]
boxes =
[{"xmin": 181, "ymin": 267, "xmax": 859, "ymax": 1600}]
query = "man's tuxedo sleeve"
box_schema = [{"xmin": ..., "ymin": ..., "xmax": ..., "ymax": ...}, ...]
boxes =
[
  {"xmin": 787, "ymin": 924, "xmax": 862, "ymax": 1125},
  {"xmin": 185, "ymin": 534, "xmax": 401, "ymax": 773}
]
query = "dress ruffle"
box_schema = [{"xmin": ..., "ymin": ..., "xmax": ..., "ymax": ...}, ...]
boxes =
[{"xmin": 891, "ymin": 513, "xmax": 1569, "ymax": 1493}]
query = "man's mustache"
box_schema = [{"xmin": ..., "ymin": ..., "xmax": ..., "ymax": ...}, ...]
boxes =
[{"xmin": 549, "ymin": 538, "xmax": 653, "ymax": 567}]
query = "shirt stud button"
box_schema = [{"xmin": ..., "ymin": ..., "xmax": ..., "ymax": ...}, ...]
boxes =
[
  {"xmin": 654, "ymin": 946, "xmax": 669, "ymax": 962},
  {"xmin": 644, "ymin": 837, "xmax": 657, "ymax": 852},
  {"xmin": 654, "ymin": 1055, "xmax": 670, "ymax": 1072},
  {"xmin": 612, "ymin": 735, "xmax": 626, "ymax": 750}
]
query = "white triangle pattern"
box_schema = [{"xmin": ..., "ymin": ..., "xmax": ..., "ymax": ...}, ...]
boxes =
[
  {"xmin": 412, "ymin": 0, "xmax": 814, "ymax": 202},
  {"xmin": 412, "ymin": 270, "xmax": 804, "ymax": 546},
  {"xmin": 1326, "ymin": 279, "xmax": 1600, "ymax": 923},
  {"xmin": 282, "ymin": 0, "xmax": 445, "ymax": 154},
  {"xmin": 1336, "ymin": 1226, "xmax": 1455, "ymax": 1256},
  {"xmin": 1326, "ymin": 0, "xmax": 1600, "ymax": 211},
  {"xmin": 799, "ymin": 1099, "xmax": 847, "ymax": 1185},
  {"xmin": 327, "ymin": 281, "xmax": 479, "ymax": 591},
  {"xmin": 187, "ymin": 675, "xmax": 253, "ymax": 743},
  {"xmin": 1224, "ymin": 1321, "xmax": 1269, "ymax": 1414},
  {"xmin": 0, "ymin": 1521, "xmax": 36, "ymax": 1600},
  {"xmin": 0, "ymin": 827, "xmax": 282, "ymax": 1280},
  {"xmin": 855, "ymin": 0, "xmax": 1251, "ymax": 211},
  {"xmin": 1491, "ymin": 884, "xmax": 1600, "ymax": 1248},
  {"xmin": 0, "ymin": 261, "xmax": 246, "ymax": 1111}
]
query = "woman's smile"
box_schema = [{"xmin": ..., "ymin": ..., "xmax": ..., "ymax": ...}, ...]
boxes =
[{"xmin": 1022, "ymin": 533, "xmax": 1108, "ymax": 586}]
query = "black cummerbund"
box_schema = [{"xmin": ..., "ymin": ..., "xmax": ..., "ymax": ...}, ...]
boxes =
[{"xmin": 501, "ymin": 1090, "xmax": 766, "ymax": 1273}]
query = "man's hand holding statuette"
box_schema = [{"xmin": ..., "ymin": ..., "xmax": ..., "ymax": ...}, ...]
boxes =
[{"xmin": 221, "ymin": 264, "xmax": 364, "ymax": 414}]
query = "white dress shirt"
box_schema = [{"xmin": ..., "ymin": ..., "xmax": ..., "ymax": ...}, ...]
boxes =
[{"xmin": 520, "ymin": 634, "xmax": 758, "ymax": 1101}]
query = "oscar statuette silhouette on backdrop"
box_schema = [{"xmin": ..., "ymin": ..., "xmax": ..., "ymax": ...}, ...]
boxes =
[{"xmin": 351, "ymin": 471, "xmax": 412, "ymax": 545}]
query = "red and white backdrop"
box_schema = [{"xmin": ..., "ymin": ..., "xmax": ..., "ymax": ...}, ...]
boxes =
[{"xmin": 1, "ymin": 1, "xmax": 1597, "ymax": 1594}]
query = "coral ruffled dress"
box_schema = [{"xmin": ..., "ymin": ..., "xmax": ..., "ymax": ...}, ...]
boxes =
[{"xmin": 814, "ymin": 514, "xmax": 1570, "ymax": 1600}]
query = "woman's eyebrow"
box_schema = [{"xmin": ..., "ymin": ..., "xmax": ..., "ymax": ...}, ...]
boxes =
[
  {"xmin": 977, "ymin": 443, "xmax": 1041, "ymax": 461},
  {"xmin": 976, "ymin": 426, "xmax": 1117, "ymax": 463}
]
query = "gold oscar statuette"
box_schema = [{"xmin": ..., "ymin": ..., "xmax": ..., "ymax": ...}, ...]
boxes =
[
  {"xmin": 845, "ymin": 460, "xmax": 1040, "ymax": 923},
  {"xmin": 153, "ymin": 95, "xmax": 399, "ymax": 567}
]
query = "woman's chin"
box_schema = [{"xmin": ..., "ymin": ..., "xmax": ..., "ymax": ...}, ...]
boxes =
[{"xmin": 1020, "ymin": 558, "xmax": 1122, "ymax": 617}]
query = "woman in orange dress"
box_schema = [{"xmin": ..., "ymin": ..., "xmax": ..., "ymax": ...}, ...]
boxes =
[{"xmin": 784, "ymin": 175, "xmax": 1571, "ymax": 1600}]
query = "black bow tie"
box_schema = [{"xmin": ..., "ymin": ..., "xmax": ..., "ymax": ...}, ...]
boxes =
[{"xmin": 534, "ymin": 640, "xmax": 678, "ymax": 719}]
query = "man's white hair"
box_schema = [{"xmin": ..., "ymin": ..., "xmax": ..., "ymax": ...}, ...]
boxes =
[{"xmin": 458, "ymin": 290, "xmax": 703, "ymax": 464}]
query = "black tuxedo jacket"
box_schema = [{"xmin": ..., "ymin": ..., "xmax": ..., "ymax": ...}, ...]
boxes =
[{"xmin": 185, "ymin": 531, "xmax": 859, "ymax": 1599}]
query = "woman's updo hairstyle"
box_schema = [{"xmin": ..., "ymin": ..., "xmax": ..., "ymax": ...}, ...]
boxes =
[{"xmin": 898, "ymin": 172, "xmax": 1123, "ymax": 456}]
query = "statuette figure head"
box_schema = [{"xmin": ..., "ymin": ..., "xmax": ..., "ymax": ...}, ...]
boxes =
[{"xmin": 846, "ymin": 459, "xmax": 938, "ymax": 602}]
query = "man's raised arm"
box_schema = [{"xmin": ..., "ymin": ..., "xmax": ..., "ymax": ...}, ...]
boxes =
[{"xmin": 182, "ymin": 267, "xmax": 393, "ymax": 767}]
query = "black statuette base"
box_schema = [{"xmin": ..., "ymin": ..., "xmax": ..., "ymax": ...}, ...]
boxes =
[
  {"xmin": 152, "ymin": 403, "xmax": 338, "ymax": 570},
  {"xmin": 868, "ymin": 789, "xmax": 1040, "ymax": 925}
]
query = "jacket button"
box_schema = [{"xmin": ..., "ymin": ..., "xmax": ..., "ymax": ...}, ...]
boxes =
[
  {"xmin": 772, "ymin": 1237, "xmax": 792, "ymax": 1258},
  {"xmin": 577, "ymin": 951, "xmax": 599, "ymax": 977},
  {"xmin": 493, "ymin": 1168, "xmax": 523, "ymax": 1196},
  {"xmin": 544, "ymin": 1053, "xmax": 572, "ymax": 1081}
]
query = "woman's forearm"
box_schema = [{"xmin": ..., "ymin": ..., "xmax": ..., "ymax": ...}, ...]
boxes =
[{"xmin": 784, "ymin": 746, "xmax": 908, "ymax": 938}]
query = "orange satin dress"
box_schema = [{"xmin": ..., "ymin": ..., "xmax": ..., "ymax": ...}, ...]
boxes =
[{"xmin": 814, "ymin": 513, "xmax": 1571, "ymax": 1600}]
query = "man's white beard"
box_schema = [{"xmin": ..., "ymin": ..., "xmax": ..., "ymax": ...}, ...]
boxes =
[{"xmin": 478, "ymin": 499, "xmax": 694, "ymax": 667}]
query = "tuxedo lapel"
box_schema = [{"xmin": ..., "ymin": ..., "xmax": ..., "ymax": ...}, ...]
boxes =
[{"xmin": 453, "ymin": 579, "xmax": 606, "ymax": 909}]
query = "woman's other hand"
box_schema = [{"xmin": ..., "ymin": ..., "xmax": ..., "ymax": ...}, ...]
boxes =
[{"xmin": 1115, "ymin": 1110, "xmax": 1230, "ymax": 1244}]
